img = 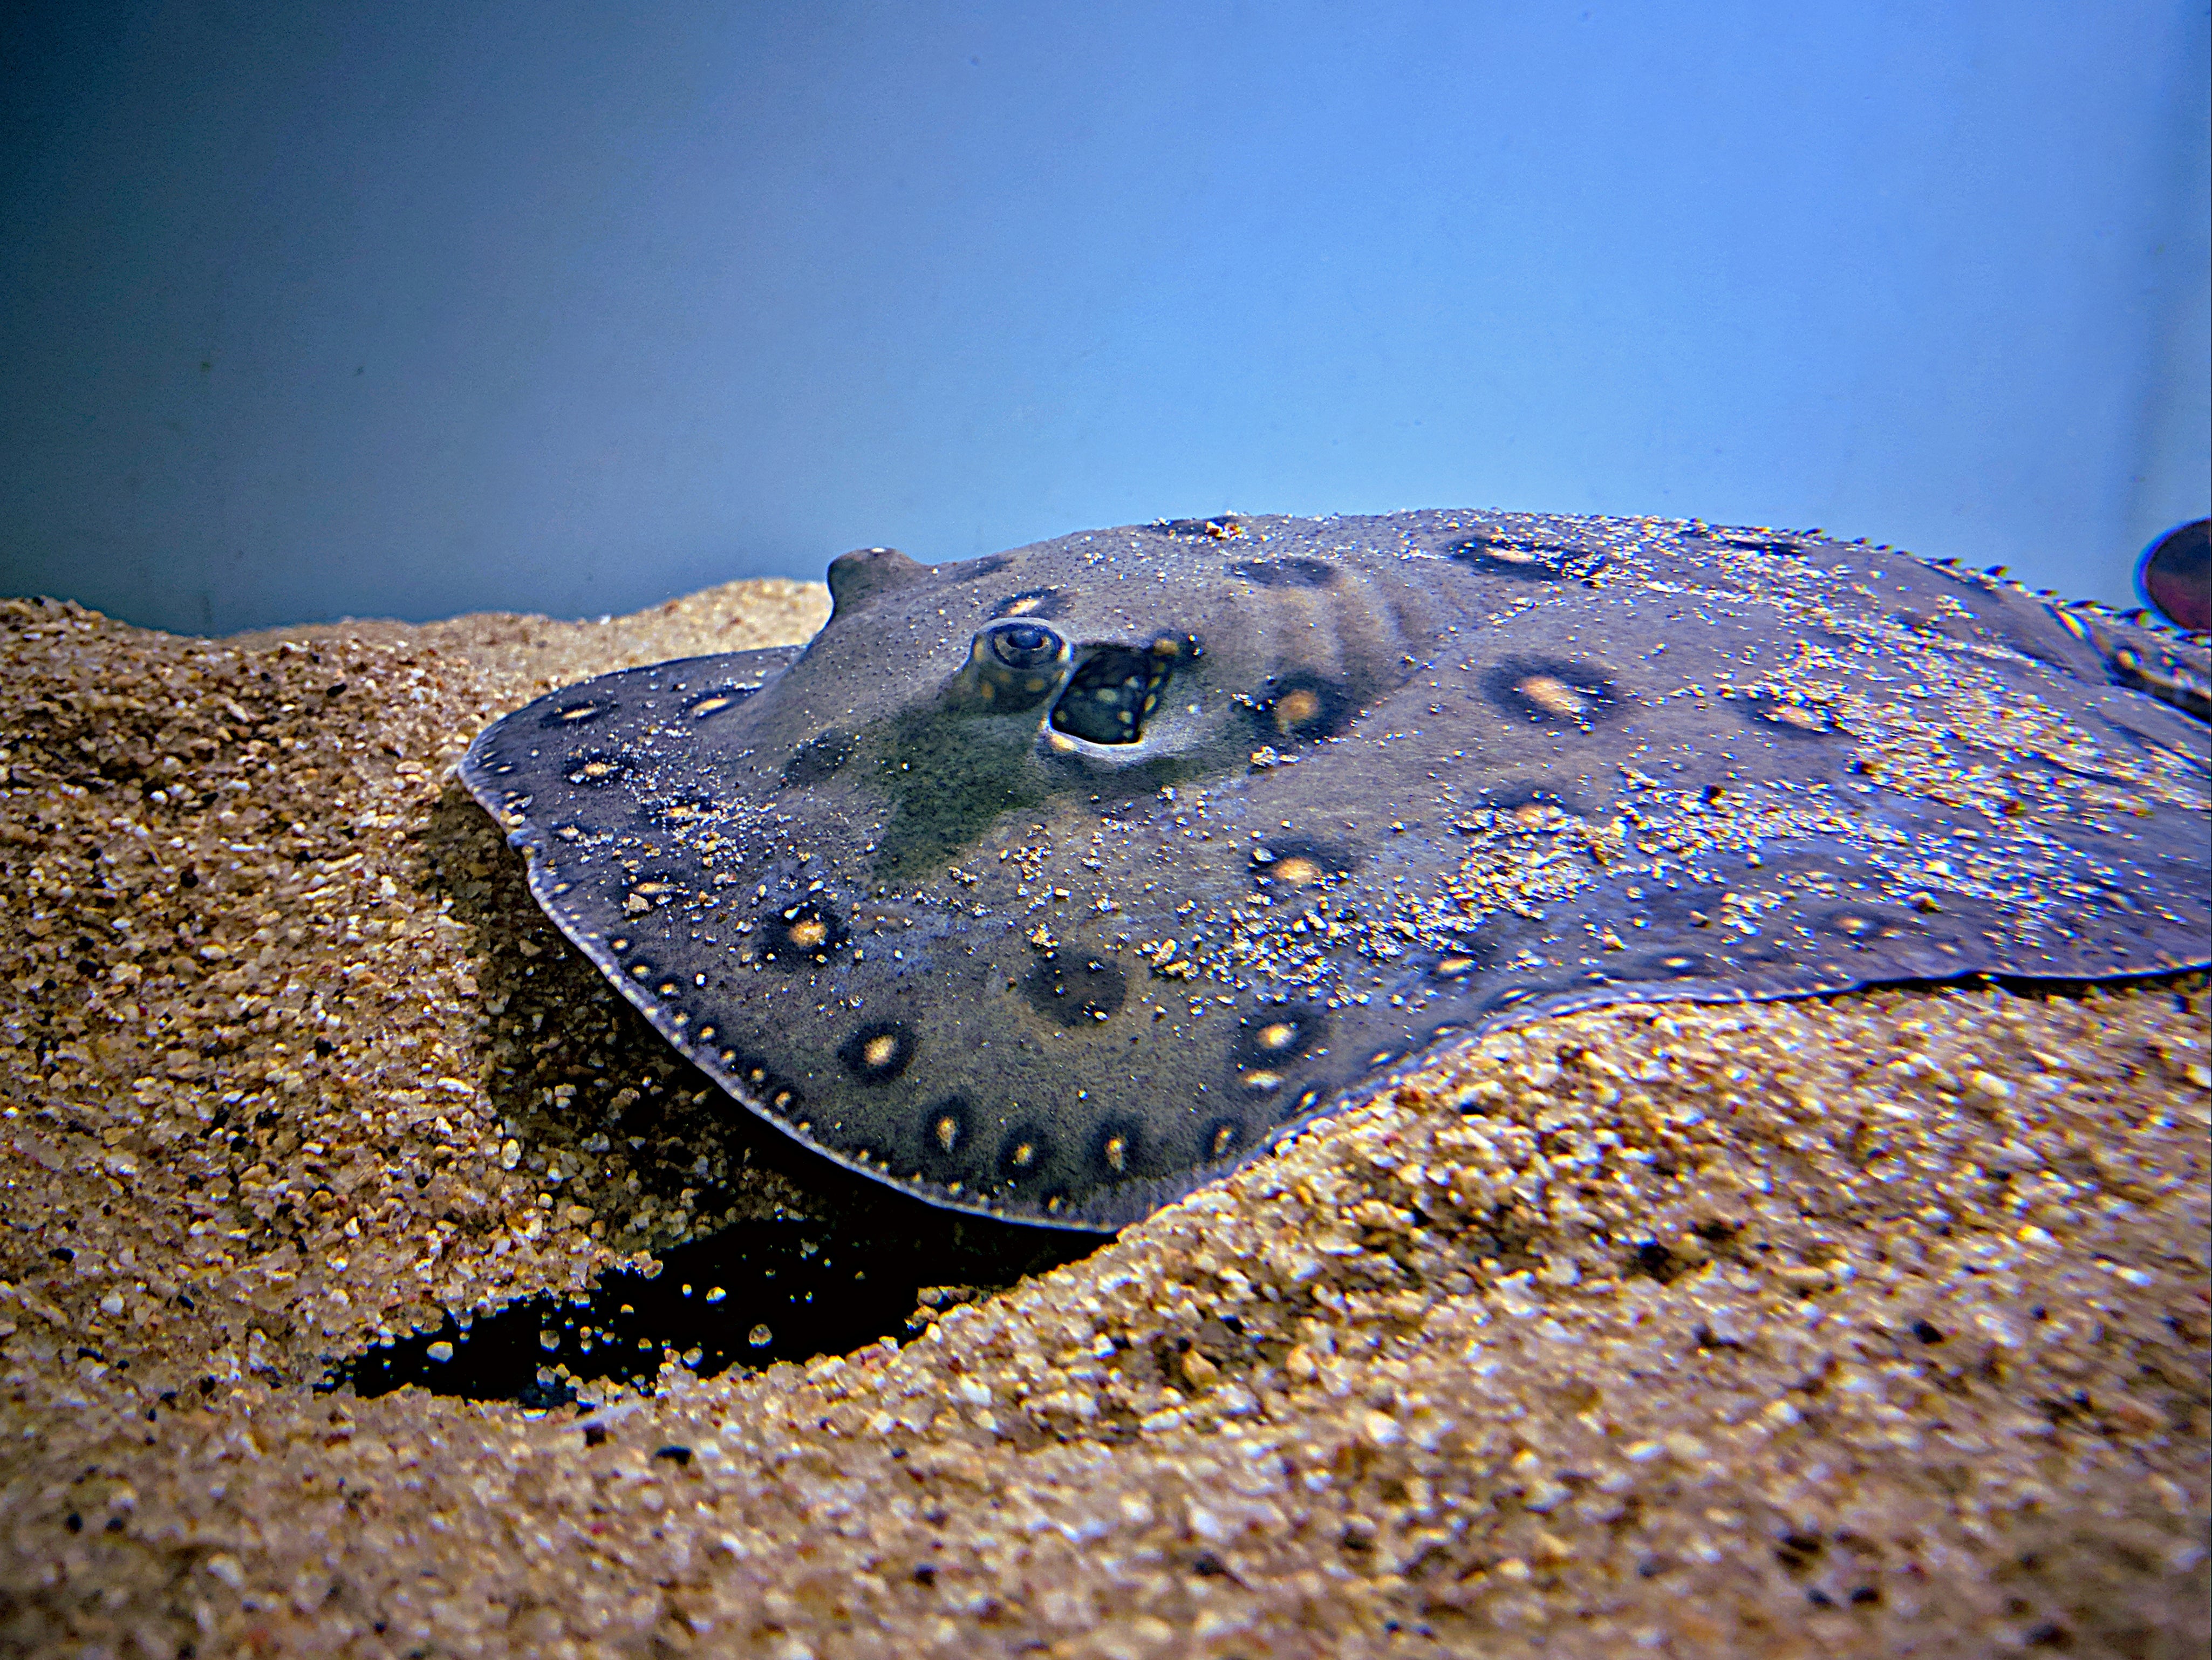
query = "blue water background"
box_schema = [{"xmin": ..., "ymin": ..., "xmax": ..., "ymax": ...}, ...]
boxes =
[{"xmin": 3, "ymin": 2, "xmax": 2206, "ymax": 634}]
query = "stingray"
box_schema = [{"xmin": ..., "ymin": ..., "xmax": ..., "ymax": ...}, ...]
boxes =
[{"xmin": 461, "ymin": 510, "xmax": 2212, "ymax": 1229}]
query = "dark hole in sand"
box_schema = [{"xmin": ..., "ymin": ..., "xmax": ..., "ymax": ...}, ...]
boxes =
[{"xmin": 330, "ymin": 1210, "xmax": 1092, "ymax": 1405}]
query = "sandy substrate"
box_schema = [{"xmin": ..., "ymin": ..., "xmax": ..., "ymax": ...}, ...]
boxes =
[{"xmin": 1, "ymin": 583, "xmax": 2206, "ymax": 1659}]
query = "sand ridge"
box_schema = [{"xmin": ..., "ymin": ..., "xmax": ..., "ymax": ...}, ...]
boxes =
[{"xmin": 1, "ymin": 584, "xmax": 2206, "ymax": 1658}]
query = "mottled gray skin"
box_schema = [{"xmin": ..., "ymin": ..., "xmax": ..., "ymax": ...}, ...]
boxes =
[{"xmin": 461, "ymin": 511, "xmax": 2212, "ymax": 1229}]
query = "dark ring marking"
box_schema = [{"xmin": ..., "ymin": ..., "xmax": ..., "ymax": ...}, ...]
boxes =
[
  {"xmin": 637, "ymin": 795, "xmax": 715, "ymax": 830},
  {"xmin": 1447, "ymin": 533, "xmax": 1605, "ymax": 582},
  {"xmin": 1229, "ymin": 557, "xmax": 1338, "ymax": 589},
  {"xmin": 1736, "ymin": 693, "xmax": 1842, "ymax": 740},
  {"xmin": 759, "ymin": 901, "xmax": 846, "ymax": 967},
  {"xmin": 1020, "ymin": 951, "xmax": 1128, "ymax": 1025},
  {"xmin": 995, "ymin": 1121, "xmax": 1057, "ymax": 1185},
  {"xmin": 1479, "ymin": 984, "xmax": 1542, "ymax": 1013},
  {"xmin": 1090, "ymin": 1116, "xmax": 1145, "ymax": 1179},
  {"xmin": 839, "ymin": 1020, "xmax": 916, "ymax": 1084},
  {"xmin": 1428, "ymin": 932, "xmax": 1513, "ymax": 982},
  {"xmin": 1481, "ymin": 782, "xmax": 1586, "ymax": 817},
  {"xmin": 1250, "ymin": 671, "xmax": 1356, "ymax": 741},
  {"xmin": 563, "ymin": 750, "xmax": 631, "ymax": 787},
  {"xmin": 540, "ymin": 696, "xmax": 619, "ymax": 728},
  {"xmin": 1198, "ymin": 1115, "xmax": 1247, "ymax": 1164},
  {"xmin": 684, "ymin": 685, "xmax": 759, "ymax": 720},
  {"xmin": 782, "ymin": 728, "xmax": 856, "ymax": 787},
  {"xmin": 1818, "ymin": 907, "xmax": 1918, "ymax": 945},
  {"xmin": 989, "ymin": 588, "xmax": 1067, "ymax": 620},
  {"xmin": 1482, "ymin": 657, "xmax": 1625, "ymax": 729},
  {"xmin": 722, "ymin": 1050, "xmax": 804, "ymax": 1117},
  {"xmin": 916, "ymin": 1096, "xmax": 974, "ymax": 1180},
  {"xmin": 1248, "ymin": 837, "xmax": 1354, "ymax": 890},
  {"xmin": 1156, "ymin": 516, "xmax": 1247, "ymax": 540},
  {"xmin": 1233, "ymin": 1003, "xmax": 1327, "ymax": 1069},
  {"xmin": 1700, "ymin": 529, "xmax": 1811, "ymax": 558}
]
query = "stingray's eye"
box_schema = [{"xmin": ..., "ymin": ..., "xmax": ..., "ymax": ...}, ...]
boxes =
[
  {"xmin": 963, "ymin": 620, "xmax": 1069, "ymax": 708},
  {"xmin": 986, "ymin": 621, "xmax": 1063, "ymax": 671}
]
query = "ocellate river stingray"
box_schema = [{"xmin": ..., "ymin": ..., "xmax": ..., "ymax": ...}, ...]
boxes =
[{"xmin": 461, "ymin": 511, "xmax": 2212, "ymax": 1229}]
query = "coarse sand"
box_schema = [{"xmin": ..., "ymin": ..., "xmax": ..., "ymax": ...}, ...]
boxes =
[{"xmin": 1, "ymin": 582, "xmax": 2206, "ymax": 1659}]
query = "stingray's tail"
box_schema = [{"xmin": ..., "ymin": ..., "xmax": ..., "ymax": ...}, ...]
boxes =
[{"xmin": 2051, "ymin": 596, "xmax": 2211, "ymax": 723}]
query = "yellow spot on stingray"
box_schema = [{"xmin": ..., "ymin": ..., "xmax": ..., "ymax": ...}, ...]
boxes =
[
  {"xmin": 1242, "ymin": 1069, "xmax": 1283, "ymax": 1092},
  {"xmin": 689, "ymin": 695, "xmax": 733, "ymax": 716},
  {"xmin": 1210, "ymin": 1125, "xmax": 1238, "ymax": 1158},
  {"xmin": 1009, "ymin": 1140, "xmax": 1035, "ymax": 1168},
  {"xmin": 1275, "ymin": 688, "xmax": 1323, "ymax": 731},
  {"xmin": 1255, "ymin": 1020, "xmax": 1297, "ymax": 1052},
  {"xmin": 863, "ymin": 1033, "xmax": 899, "ymax": 1069},
  {"xmin": 787, "ymin": 918, "xmax": 828, "ymax": 950},
  {"xmin": 1273, "ymin": 855, "xmax": 1324, "ymax": 887},
  {"xmin": 1517, "ymin": 674, "xmax": 1587, "ymax": 719},
  {"xmin": 935, "ymin": 1114, "xmax": 960, "ymax": 1153},
  {"xmin": 1103, "ymin": 1133, "xmax": 1127, "ymax": 1172}
]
